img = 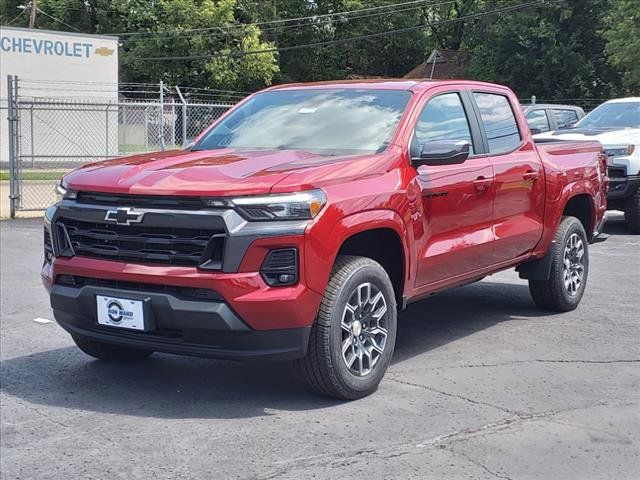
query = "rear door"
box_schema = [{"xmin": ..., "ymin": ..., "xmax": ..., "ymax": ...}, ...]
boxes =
[
  {"xmin": 411, "ymin": 89, "xmax": 496, "ymax": 287},
  {"xmin": 471, "ymin": 91, "xmax": 545, "ymax": 263}
]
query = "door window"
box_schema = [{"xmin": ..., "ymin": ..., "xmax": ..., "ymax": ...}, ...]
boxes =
[
  {"xmin": 473, "ymin": 93, "xmax": 521, "ymax": 153},
  {"xmin": 552, "ymin": 109, "xmax": 579, "ymax": 129},
  {"xmin": 525, "ymin": 109, "xmax": 550, "ymax": 133},
  {"xmin": 411, "ymin": 92, "xmax": 474, "ymax": 158}
]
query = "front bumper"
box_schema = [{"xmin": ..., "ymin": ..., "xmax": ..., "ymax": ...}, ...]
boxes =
[
  {"xmin": 606, "ymin": 163, "xmax": 640, "ymax": 202},
  {"xmin": 50, "ymin": 281, "xmax": 311, "ymax": 361},
  {"xmin": 42, "ymin": 200, "xmax": 324, "ymax": 331}
]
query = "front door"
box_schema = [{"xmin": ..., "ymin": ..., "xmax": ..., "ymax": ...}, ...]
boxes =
[{"xmin": 411, "ymin": 91, "xmax": 496, "ymax": 288}]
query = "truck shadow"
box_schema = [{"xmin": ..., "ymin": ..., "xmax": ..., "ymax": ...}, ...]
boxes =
[{"xmin": 1, "ymin": 280, "xmax": 546, "ymax": 419}]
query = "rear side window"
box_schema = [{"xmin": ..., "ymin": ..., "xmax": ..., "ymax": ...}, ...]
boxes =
[
  {"xmin": 411, "ymin": 92, "xmax": 474, "ymax": 157},
  {"xmin": 525, "ymin": 109, "xmax": 550, "ymax": 133},
  {"xmin": 473, "ymin": 93, "xmax": 521, "ymax": 153},
  {"xmin": 552, "ymin": 109, "xmax": 579, "ymax": 129}
]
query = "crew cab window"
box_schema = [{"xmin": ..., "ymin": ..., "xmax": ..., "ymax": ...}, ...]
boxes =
[
  {"xmin": 525, "ymin": 109, "xmax": 550, "ymax": 133},
  {"xmin": 473, "ymin": 93, "xmax": 521, "ymax": 153},
  {"xmin": 411, "ymin": 92, "xmax": 474, "ymax": 157},
  {"xmin": 552, "ymin": 109, "xmax": 579, "ymax": 129}
]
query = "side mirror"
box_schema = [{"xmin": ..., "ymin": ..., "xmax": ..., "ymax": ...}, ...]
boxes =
[
  {"xmin": 413, "ymin": 141, "xmax": 470, "ymax": 166},
  {"xmin": 530, "ymin": 127, "xmax": 542, "ymax": 135}
]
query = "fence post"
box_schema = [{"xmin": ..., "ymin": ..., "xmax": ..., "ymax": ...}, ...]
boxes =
[
  {"xmin": 175, "ymin": 86, "xmax": 187, "ymax": 146},
  {"xmin": 6, "ymin": 75, "xmax": 18, "ymax": 218},
  {"xmin": 159, "ymin": 80, "xmax": 165, "ymax": 151}
]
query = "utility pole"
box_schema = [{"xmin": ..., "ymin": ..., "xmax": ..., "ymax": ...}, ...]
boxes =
[{"xmin": 28, "ymin": 0, "xmax": 37, "ymax": 28}]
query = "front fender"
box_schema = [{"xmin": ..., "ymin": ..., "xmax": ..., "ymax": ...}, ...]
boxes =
[{"xmin": 304, "ymin": 209, "xmax": 412, "ymax": 296}]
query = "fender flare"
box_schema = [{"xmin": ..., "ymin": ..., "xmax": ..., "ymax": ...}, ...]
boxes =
[
  {"xmin": 305, "ymin": 209, "xmax": 413, "ymax": 296},
  {"xmin": 522, "ymin": 186, "xmax": 596, "ymax": 280}
]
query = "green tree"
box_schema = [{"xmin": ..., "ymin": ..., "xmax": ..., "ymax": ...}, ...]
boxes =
[
  {"xmin": 1, "ymin": 0, "xmax": 279, "ymax": 93},
  {"xmin": 604, "ymin": 0, "xmax": 639, "ymax": 93},
  {"xmin": 467, "ymin": 0, "xmax": 621, "ymax": 101}
]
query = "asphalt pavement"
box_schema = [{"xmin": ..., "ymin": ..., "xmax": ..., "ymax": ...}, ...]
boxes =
[{"xmin": 1, "ymin": 214, "xmax": 638, "ymax": 480}]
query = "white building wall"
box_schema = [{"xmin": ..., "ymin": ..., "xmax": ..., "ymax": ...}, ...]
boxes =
[{"xmin": 0, "ymin": 26, "xmax": 119, "ymax": 166}]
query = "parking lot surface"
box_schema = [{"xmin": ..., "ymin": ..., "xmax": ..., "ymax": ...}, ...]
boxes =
[{"xmin": 1, "ymin": 215, "xmax": 638, "ymax": 480}]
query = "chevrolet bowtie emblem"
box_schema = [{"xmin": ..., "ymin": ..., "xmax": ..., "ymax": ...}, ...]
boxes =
[
  {"xmin": 95, "ymin": 47, "xmax": 115, "ymax": 57},
  {"xmin": 104, "ymin": 208, "xmax": 145, "ymax": 225}
]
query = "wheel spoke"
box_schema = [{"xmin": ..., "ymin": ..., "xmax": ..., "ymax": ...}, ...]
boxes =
[{"xmin": 358, "ymin": 283, "xmax": 371, "ymax": 309}]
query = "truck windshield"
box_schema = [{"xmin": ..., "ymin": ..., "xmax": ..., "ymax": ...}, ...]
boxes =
[
  {"xmin": 575, "ymin": 101, "xmax": 640, "ymax": 129},
  {"xmin": 192, "ymin": 89, "xmax": 412, "ymax": 155}
]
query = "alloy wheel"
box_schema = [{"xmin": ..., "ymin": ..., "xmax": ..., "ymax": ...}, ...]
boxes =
[
  {"xmin": 563, "ymin": 232, "xmax": 585, "ymax": 296},
  {"xmin": 340, "ymin": 282, "xmax": 389, "ymax": 377}
]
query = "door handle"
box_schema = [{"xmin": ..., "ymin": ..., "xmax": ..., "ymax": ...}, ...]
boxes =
[
  {"xmin": 473, "ymin": 176, "xmax": 493, "ymax": 192},
  {"xmin": 523, "ymin": 170, "xmax": 539, "ymax": 181}
]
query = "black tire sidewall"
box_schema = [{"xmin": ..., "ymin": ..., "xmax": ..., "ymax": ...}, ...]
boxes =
[{"xmin": 328, "ymin": 264, "xmax": 397, "ymax": 396}]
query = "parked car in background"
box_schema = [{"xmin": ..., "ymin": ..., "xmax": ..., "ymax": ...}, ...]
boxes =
[
  {"xmin": 535, "ymin": 98, "xmax": 640, "ymax": 233},
  {"xmin": 43, "ymin": 80, "xmax": 608, "ymax": 399},
  {"xmin": 521, "ymin": 103, "xmax": 585, "ymax": 134}
]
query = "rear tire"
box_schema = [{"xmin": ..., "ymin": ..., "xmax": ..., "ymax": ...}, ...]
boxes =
[
  {"xmin": 529, "ymin": 216, "xmax": 589, "ymax": 312},
  {"xmin": 73, "ymin": 335, "xmax": 153, "ymax": 362},
  {"xmin": 295, "ymin": 255, "xmax": 397, "ymax": 400},
  {"xmin": 624, "ymin": 188, "xmax": 640, "ymax": 234}
]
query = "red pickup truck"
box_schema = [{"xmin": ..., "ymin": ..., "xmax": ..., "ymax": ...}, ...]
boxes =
[{"xmin": 43, "ymin": 80, "xmax": 607, "ymax": 399}]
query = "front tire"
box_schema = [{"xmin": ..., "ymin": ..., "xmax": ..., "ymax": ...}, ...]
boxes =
[
  {"xmin": 529, "ymin": 216, "xmax": 589, "ymax": 312},
  {"xmin": 73, "ymin": 335, "xmax": 153, "ymax": 362},
  {"xmin": 296, "ymin": 255, "xmax": 398, "ymax": 400},
  {"xmin": 624, "ymin": 188, "xmax": 640, "ymax": 234}
]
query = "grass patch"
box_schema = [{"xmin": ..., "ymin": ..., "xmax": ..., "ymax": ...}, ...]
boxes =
[{"xmin": 0, "ymin": 171, "xmax": 66, "ymax": 181}]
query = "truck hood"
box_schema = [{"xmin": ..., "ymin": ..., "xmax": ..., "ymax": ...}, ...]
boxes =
[
  {"xmin": 63, "ymin": 148, "xmax": 393, "ymax": 197},
  {"xmin": 534, "ymin": 128, "xmax": 640, "ymax": 147}
]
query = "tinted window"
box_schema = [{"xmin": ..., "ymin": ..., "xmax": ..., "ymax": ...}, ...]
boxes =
[
  {"xmin": 411, "ymin": 92, "xmax": 474, "ymax": 157},
  {"xmin": 525, "ymin": 109, "xmax": 550, "ymax": 133},
  {"xmin": 194, "ymin": 89, "xmax": 412, "ymax": 155},
  {"xmin": 473, "ymin": 93, "xmax": 521, "ymax": 153},
  {"xmin": 553, "ymin": 109, "xmax": 579, "ymax": 129}
]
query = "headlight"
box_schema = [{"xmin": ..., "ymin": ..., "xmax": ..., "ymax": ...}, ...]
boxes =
[
  {"xmin": 605, "ymin": 145, "xmax": 635, "ymax": 158},
  {"xmin": 211, "ymin": 189, "xmax": 327, "ymax": 221},
  {"xmin": 54, "ymin": 183, "xmax": 76, "ymax": 202}
]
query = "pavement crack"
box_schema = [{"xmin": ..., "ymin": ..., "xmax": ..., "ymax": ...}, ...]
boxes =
[
  {"xmin": 451, "ymin": 448, "xmax": 514, "ymax": 480},
  {"xmin": 387, "ymin": 376, "xmax": 519, "ymax": 415},
  {"xmin": 399, "ymin": 358, "xmax": 640, "ymax": 372},
  {"xmin": 533, "ymin": 359, "xmax": 640, "ymax": 364},
  {"xmin": 8, "ymin": 396, "xmax": 68, "ymax": 428}
]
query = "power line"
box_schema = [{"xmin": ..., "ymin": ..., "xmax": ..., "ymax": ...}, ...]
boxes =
[
  {"xmin": 125, "ymin": 0, "xmax": 556, "ymax": 62},
  {"xmin": 4, "ymin": 8, "xmax": 26, "ymax": 26},
  {"xmin": 119, "ymin": 0, "xmax": 456, "ymax": 43},
  {"xmin": 113, "ymin": 0, "xmax": 450, "ymax": 37},
  {"xmin": 35, "ymin": 6, "xmax": 82, "ymax": 32}
]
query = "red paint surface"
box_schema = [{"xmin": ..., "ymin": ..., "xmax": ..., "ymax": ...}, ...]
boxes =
[{"xmin": 48, "ymin": 80, "xmax": 606, "ymax": 330}]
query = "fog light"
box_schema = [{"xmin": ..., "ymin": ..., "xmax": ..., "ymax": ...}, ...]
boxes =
[{"xmin": 260, "ymin": 248, "xmax": 298, "ymax": 286}]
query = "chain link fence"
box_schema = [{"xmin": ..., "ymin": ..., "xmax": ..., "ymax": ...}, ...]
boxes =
[{"xmin": 2, "ymin": 77, "xmax": 238, "ymax": 216}]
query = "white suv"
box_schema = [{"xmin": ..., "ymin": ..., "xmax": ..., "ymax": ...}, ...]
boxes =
[{"xmin": 535, "ymin": 98, "xmax": 640, "ymax": 233}]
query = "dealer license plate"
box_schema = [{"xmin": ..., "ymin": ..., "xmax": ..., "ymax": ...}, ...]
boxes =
[{"xmin": 96, "ymin": 295, "xmax": 145, "ymax": 331}]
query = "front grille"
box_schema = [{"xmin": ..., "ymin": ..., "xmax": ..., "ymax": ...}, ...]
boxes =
[
  {"xmin": 56, "ymin": 275, "xmax": 223, "ymax": 302},
  {"xmin": 56, "ymin": 218, "xmax": 224, "ymax": 268},
  {"xmin": 76, "ymin": 191, "xmax": 205, "ymax": 210}
]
